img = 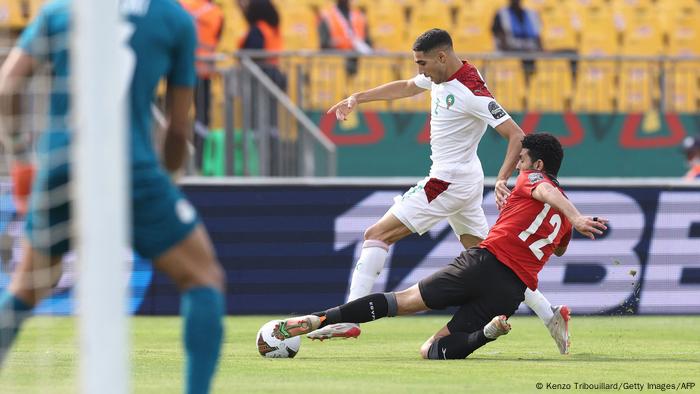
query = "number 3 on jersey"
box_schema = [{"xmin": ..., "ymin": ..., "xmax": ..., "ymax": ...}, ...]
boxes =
[{"xmin": 518, "ymin": 204, "xmax": 562, "ymax": 260}]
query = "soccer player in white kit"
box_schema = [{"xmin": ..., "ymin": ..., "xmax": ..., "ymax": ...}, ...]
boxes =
[{"xmin": 308, "ymin": 29, "xmax": 570, "ymax": 354}]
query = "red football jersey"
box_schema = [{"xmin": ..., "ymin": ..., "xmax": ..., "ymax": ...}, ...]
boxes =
[{"xmin": 480, "ymin": 170, "xmax": 573, "ymax": 290}]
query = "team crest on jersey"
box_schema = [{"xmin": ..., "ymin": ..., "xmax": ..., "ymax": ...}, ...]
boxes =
[
  {"xmin": 488, "ymin": 101, "xmax": 506, "ymax": 119},
  {"xmin": 528, "ymin": 172, "xmax": 544, "ymax": 183},
  {"xmin": 446, "ymin": 94, "xmax": 455, "ymax": 109}
]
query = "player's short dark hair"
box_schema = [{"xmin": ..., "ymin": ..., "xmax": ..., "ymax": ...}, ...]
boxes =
[
  {"xmin": 522, "ymin": 133, "xmax": 564, "ymax": 177},
  {"xmin": 412, "ymin": 29, "xmax": 453, "ymax": 52}
]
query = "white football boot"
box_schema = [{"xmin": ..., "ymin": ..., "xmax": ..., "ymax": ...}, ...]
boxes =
[
  {"xmin": 547, "ymin": 305, "xmax": 571, "ymax": 355},
  {"xmin": 306, "ymin": 323, "xmax": 362, "ymax": 341}
]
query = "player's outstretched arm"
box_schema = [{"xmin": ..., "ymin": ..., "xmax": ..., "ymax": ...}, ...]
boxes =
[
  {"xmin": 532, "ymin": 182, "xmax": 608, "ymax": 240},
  {"xmin": 327, "ymin": 79, "xmax": 424, "ymax": 121},
  {"xmin": 493, "ymin": 119, "xmax": 526, "ymax": 209},
  {"xmin": 162, "ymin": 86, "xmax": 194, "ymax": 173}
]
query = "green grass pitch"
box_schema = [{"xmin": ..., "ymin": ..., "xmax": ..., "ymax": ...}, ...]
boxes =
[{"xmin": 3, "ymin": 316, "xmax": 699, "ymax": 393}]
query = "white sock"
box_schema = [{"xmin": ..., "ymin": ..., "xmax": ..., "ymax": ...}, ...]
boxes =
[
  {"xmin": 524, "ymin": 288, "xmax": 554, "ymax": 324},
  {"xmin": 347, "ymin": 240, "xmax": 389, "ymax": 302}
]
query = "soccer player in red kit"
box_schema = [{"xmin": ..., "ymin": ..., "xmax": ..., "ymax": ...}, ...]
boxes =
[{"xmin": 271, "ymin": 133, "xmax": 609, "ymax": 359}]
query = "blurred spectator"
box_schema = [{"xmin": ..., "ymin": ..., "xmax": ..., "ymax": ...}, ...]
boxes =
[
  {"xmin": 492, "ymin": 0, "xmax": 542, "ymax": 77},
  {"xmin": 319, "ymin": 0, "xmax": 372, "ymax": 75},
  {"xmin": 239, "ymin": 0, "xmax": 286, "ymax": 89},
  {"xmin": 239, "ymin": 0, "xmax": 287, "ymax": 175},
  {"xmin": 180, "ymin": 0, "xmax": 224, "ymax": 171},
  {"xmin": 682, "ymin": 136, "xmax": 700, "ymax": 181}
]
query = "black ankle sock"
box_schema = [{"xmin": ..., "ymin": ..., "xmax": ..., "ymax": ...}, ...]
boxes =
[
  {"xmin": 427, "ymin": 330, "xmax": 492, "ymax": 360},
  {"xmin": 313, "ymin": 293, "xmax": 396, "ymax": 328}
]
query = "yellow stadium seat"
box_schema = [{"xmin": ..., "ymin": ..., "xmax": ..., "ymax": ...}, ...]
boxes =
[
  {"xmin": 347, "ymin": 57, "xmax": 397, "ymax": 110},
  {"xmin": 523, "ymin": 0, "xmax": 559, "ymax": 11},
  {"xmin": 612, "ymin": 0, "xmax": 653, "ymax": 10},
  {"xmin": 578, "ymin": 6, "xmax": 619, "ymax": 55},
  {"xmin": 572, "ymin": 61, "xmax": 616, "ymax": 112},
  {"xmin": 28, "ymin": 0, "xmax": 44, "ymax": 22},
  {"xmin": 366, "ymin": 4, "xmax": 407, "ymax": 52},
  {"xmin": 305, "ymin": 56, "xmax": 347, "ymax": 111},
  {"xmin": 452, "ymin": 6, "xmax": 496, "ymax": 54},
  {"xmin": 482, "ymin": 59, "xmax": 526, "ymax": 112},
  {"xmin": 663, "ymin": 61, "xmax": 700, "ymax": 113},
  {"xmin": 527, "ymin": 59, "xmax": 573, "ymax": 112},
  {"xmin": 539, "ymin": 6, "xmax": 577, "ymax": 52},
  {"xmin": 619, "ymin": 5, "xmax": 663, "ymax": 56},
  {"xmin": 279, "ymin": 6, "xmax": 319, "ymax": 50},
  {"xmin": 617, "ymin": 61, "xmax": 659, "ymax": 112},
  {"xmin": 406, "ymin": 0, "xmax": 451, "ymax": 42},
  {"xmin": 569, "ymin": 0, "xmax": 607, "ymax": 12},
  {"xmin": 396, "ymin": 57, "xmax": 431, "ymax": 112},
  {"xmin": 0, "ymin": 0, "xmax": 27, "ymax": 28},
  {"xmin": 215, "ymin": 0, "xmax": 248, "ymax": 52},
  {"xmin": 664, "ymin": 5, "xmax": 700, "ymax": 56}
]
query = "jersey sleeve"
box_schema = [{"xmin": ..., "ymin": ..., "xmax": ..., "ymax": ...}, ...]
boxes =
[
  {"xmin": 17, "ymin": 5, "xmax": 51, "ymax": 62},
  {"xmin": 465, "ymin": 95, "xmax": 511, "ymax": 128},
  {"xmin": 167, "ymin": 14, "xmax": 197, "ymax": 87},
  {"xmin": 518, "ymin": 170, "xmax": 556, "ymax": 197},
  {"xmin": 412, "ymin": 73, "xmax": 432, "ymax": 90}
]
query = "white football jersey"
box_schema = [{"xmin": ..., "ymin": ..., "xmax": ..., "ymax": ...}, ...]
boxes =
[{"xmin": 412, "ymin": 62, "xmax": 511, "ymax": 183}]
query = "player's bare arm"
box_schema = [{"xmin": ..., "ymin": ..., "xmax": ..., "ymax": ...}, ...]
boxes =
[
  {"xmin": 493, "ymin": 119, "xmax": 525, "ymax": 210},
  {"xmin": 162, "ymin": 85, "xmax": 194, "ymax": 173},
  {"xmin": 532, "ymin": 182, "xmax": 608, "ymax": 239},
  {"xmin": 328, "ymin": 79, "xmax": 424, "ymax": 121},
  {"xmin": 0, "ymin": 48, "xmax": 36, "ymax": 159}
]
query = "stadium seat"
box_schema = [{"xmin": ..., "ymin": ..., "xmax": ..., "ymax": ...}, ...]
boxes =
[
  {"xmin": 396, "ymin": 57, "xmax": 431, "ymax": 112},
  {"xmin": 619, "ymin": 5, "xmax": 663, "ymax": 56},
  {"xmin": 664, "ymin": 5, "xmax": 700, "ymax": 56},
  {"xmin": 347, "ymin": 57, "xmax": 397, "ymax": 110},
  {"xmin": 539, "ymin": 6, "xmax": 578, "ymax": 52},
  {"xmin": 215, "ymin": 0, "xmax": 248, "ymax": 53},
  {"xmin": 617, "ymin": 61, "xmax": 660, "ymax": 112},
  {"xmin": 279, "ymin": 6, "xmax": 319, "ymax": 50},
  {"xmin": 0, "ymin": 0, "xmax": 27, "ymax": 28},
  {"xmin": 406, "ymin": 0, "xmax": 451, "ymax": 42},
  {"xmin": 481, "ymin": 59, "xmax": 526, "ymax": 112},
  {"xmin": 663, "ymin": 61, "xmax": 700, "ymax": 113},
  {"xmin": 452, "ymin": 5, "xmax": 496, "ymax": 54},
  {"xmin": 366, "ymin": 4, "xmax": 407, "ymax": 52},
  {"xmin": 304, "ymin": 56, "xmax": 347, "ymax": 111},
  {"xmin": 572, "ymin": 61, "xmax": 616, "ymax": 112},
  {"xmin": 527, "ymin": 59, "xmax": 573, "ymax": 112},
  {"xmin": 578, "ymin": 6, "xmax": 619, "ymax": 55}
]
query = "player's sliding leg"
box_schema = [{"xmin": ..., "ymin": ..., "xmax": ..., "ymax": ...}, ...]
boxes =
[
  {"xmin": 423, "ymin": 316, "xmax": 511, "ymax": 360},
  {"xmin": 523, "ymin": 288, "xmax": 571, "ymax": 354},
  {"xmin": 153, "ymin": 225, "xmax": 225, "ymax": 394},
  {"xmin": 0, "ymin": 245, "xmax": 63, "ymax": 365},
  {"xmin": 282, "ymin": 284, "xmax": 429, "ymax": 339},
  {"xmin": 307, "ymin": 212, "xmax": 411, "ymax": 341}
]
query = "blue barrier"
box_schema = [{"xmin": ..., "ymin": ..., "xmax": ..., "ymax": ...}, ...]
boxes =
[{"xmin": 1, "ymin": 182, "xmax": 698, "ymax": 315}]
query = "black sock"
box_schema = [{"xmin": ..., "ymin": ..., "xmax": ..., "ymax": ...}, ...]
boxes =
[
  {"xmin": 427, "ymin": 330, "xmax": 492, "ymax": 360},
  {"xmin": 313, "ymin": 293, "xmax": 397, "ymax": 328}
]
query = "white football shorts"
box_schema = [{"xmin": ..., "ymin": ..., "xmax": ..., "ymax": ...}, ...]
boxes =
[{"xmin": 389, "ymin": 176, "xmax": 488, "ymax": 239}]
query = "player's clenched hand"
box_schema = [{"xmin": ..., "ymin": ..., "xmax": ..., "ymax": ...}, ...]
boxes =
[
  {"xmin": 494, "ymin": 179, "xmax": 511, "ymax": 210},
  {"xmin": 573, "ymin": 216, "xmax": 608, "ymax": 240},
  {"xmin": 327, "ymin": 95, "xmax": 358, "ymax": 121}
]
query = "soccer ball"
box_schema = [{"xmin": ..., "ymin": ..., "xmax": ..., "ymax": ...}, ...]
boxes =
[{"xmin": 256, "ymin": 320, "xmax": 301, "ymax": 358}]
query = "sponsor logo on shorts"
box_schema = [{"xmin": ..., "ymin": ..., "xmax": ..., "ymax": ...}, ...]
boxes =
[
  {"xmin": 176, "ymin": 199, "xmax": 196, "ymax": 224},
  {"xmin": 488, "ymin": 101, "xmax": 506, "ymax": 119},
  {"xmin": 528, "ymin": 172, "xmax": 544, "ymax": 183}
]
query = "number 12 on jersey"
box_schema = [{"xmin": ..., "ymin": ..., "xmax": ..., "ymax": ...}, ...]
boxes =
[{"xmin": 518, "ymin": 204, "xmax": 562, "ymax": 260}]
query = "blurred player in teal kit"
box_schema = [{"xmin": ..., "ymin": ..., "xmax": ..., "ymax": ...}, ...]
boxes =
[{"xmin": 0, "ymin": 1, "xmax": 225, "ymax": 392}]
